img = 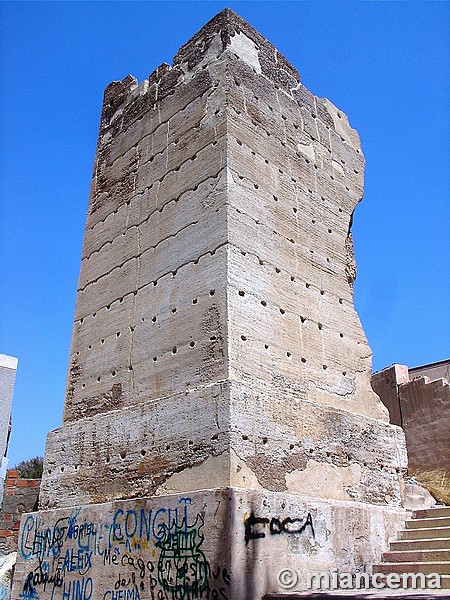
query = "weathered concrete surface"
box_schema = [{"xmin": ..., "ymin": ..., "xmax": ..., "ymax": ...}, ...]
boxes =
[
  {"xmin": 403, "ymin": 484, "xmax": 436, "ymax": 512},
  {"xmin": 14, "ymin": 8, "xmax": 409, "ymax": 599},
  {"xmin": 40, "ymin": 378, "xmax": 406, "ymax": 509},
  {"xmin": 12, "ymin": 489, "xmax": 406, "ymax": 599},
  {"xmin": 372, "ymin": 364, "xmax": 449, "ymax": 474},
  {"xmin": 36, "ymin": 8, "xmax": 405, "ymax": 510}
]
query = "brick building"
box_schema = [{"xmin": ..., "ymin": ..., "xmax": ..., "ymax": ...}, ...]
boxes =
[{"xmin": 0, "ymin": 470, "xmax": 40, "ymax": 555}]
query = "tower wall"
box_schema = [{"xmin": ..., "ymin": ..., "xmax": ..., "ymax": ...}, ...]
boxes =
[{"xmin": 13, "ymin": 10, "xmax": 407, "ymax": 599}]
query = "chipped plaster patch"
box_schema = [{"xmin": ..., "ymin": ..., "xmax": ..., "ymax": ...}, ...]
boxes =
[
  {"xmin": 311, "ymin": 375, "xmax": 356, "ymax": 398},
  {"xmin": 332, "ymin": 160, "xmax": 345, "ymax": 177},
  {"xmin": 214, "ymin": 167, "xmax": 236, "ymax": 195},
  {"xmin": 229, "ymin": 32, "xmax": 261, "ymax": 74},
  {"xmin": 297, "ymin": 143, "xmax": 315, "ymax": 162},
  {"xmin": 285, "ymin": 460, "xmax": 362, "ymax": 501},
  {"xmin": 129, "ymin": 80, "xmax": 149, "ymax": 100},
  {"xmin": 184, "ymin": 34, "xmax": 223, "ymax": 82},
  {"xmin": 226, "ymin": 166, "xmax": 236, "ymax": 189},
  {"xmin": 155, "ymin": 453, "xmax": 228, "ymax": 495},
  {"xmin": 230, "ymin": 449, "xmax": 263, "ymax": 489}
]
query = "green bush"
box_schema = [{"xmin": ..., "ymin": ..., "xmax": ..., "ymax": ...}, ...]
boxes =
[{"xmin": 13, "ymin": 456, "xmax": 43, "ymax": 479}]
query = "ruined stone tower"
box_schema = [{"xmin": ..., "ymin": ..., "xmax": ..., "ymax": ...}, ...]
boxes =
[{"xmin": 13, "ymin": 10, "xmax": 407, "ymax": 599}]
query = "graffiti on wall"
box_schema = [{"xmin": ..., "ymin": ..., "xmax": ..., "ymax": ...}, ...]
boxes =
[
  {"xmin": 17, "ymin": 499, "xmax": 316, "ymax": 598},
  {"xmin": 0, "ymin": 584, "xmax": 10, "ymax": 600},
  {"xmin": 17, "ymin": 498, "xmax": 231, "ymax": 600},
  {"xmin": 243, "ymin": 511, "xmax": 314, "ymax": 545}
]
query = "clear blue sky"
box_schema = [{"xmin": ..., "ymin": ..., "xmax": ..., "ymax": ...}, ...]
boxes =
[{"xmin": 1, "ymin": 1, "xmax": 449, "ymax": 466}]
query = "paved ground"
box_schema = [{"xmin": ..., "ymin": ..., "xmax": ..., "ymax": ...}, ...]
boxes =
[{"xmin": 264, "ymin": 591, "xmax": 450, "ymax": 599}]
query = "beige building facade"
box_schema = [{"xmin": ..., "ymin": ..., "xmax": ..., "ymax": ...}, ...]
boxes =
[{"xmin": 372, "ymin": 360, "xmax": 450, "ymax": 475}]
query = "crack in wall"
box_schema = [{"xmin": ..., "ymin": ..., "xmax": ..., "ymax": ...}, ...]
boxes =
[{"xmin": 128, "ymin": 149, "xmax": 141, "ymax": 393}]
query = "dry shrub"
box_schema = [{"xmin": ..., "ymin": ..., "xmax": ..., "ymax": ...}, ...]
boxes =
[{"xmin": 409, "ymin": 469, "xmax": 450, "ymax": 505}]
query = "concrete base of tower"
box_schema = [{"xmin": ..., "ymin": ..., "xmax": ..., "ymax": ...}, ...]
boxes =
[{"xmin": 12, "ymin": 488, "xmax": 406, "ymax": 600}]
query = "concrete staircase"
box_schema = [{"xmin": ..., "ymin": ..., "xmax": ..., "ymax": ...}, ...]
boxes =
[
  {"xmin": 373, "ymin": 506, "xmax": 450, "ymax": 589},
  {"xmin": 264, "ymin": 508, "xmax": 450, "ymax": 598}
]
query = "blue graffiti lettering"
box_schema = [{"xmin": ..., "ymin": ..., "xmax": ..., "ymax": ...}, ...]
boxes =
[
  {"xmin": 125, "ymin": 511, "xmax": 137, "ymax": 539},
  {"xmin": 61, "ymin": 577, "xmax": 93, "ymax": 600},
  {"xmin": 103, "ymin": 590, "xmax": 140, "ymax": 600},
  {"xmin": 110, "ymin": 499, "xmax": 192, "ymax": 548},
  {"xmin": 20, "ymin": 515, "xmax": 36, "ymax": 560},
  {"xmin": 55, "ymin": 548, "xmax": 92, "ymax": 575}
]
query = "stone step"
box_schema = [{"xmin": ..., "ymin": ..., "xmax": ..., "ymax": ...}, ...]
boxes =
[
  {"xmin": 264, "ymin": 581, "xmax": 450, "ymax": 596},
  {"xmin": 382, "ymin": 549, "xmax": 450, "ymax": 563},
  {"xmin": 406, "ymin": 517, "xmax": 450, "ymax": 530},
  {"xmin": 369, "ymin": 572, "xmax": 450, "ymax": 590},
  {"xmin": 391, "ymin": 538, "xmax": 450, "ymax": 552},
  {"xmin": 373, "ymin": 562, "xmax": 450, "ymax": 575},
  {"xmin": 399, "ymin": 528, "xmax": 450, "ymax": 541},
  {"xmin": 413, "ymin": 507, "xmax": 450, "ymax": 520}
]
